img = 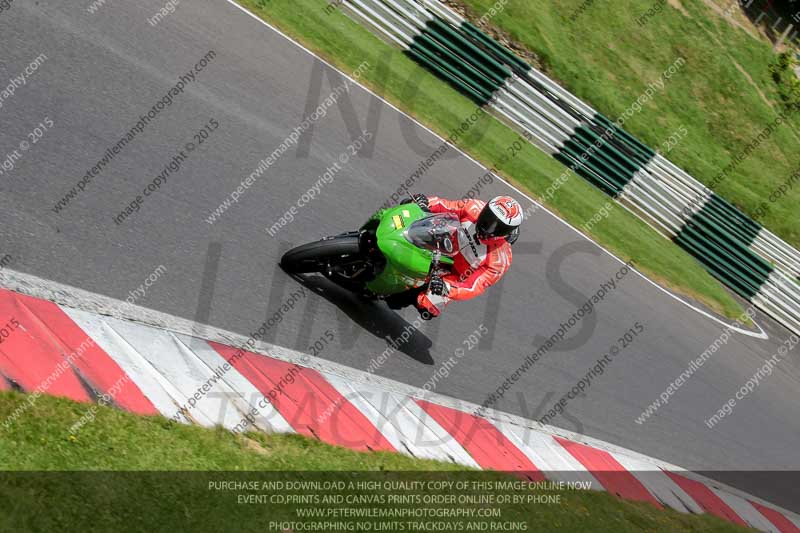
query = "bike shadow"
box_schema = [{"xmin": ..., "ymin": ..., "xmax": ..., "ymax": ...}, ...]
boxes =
[{"xmin": 288, "ymin": 274, "xmax": 435, "ymax": 366}]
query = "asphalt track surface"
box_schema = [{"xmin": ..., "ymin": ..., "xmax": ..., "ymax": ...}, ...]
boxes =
[{"xmin": 1, "ymin": 0, "xmax": 799, "ymax": 509}]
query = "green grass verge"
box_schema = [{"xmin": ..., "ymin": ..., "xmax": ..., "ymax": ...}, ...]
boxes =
[
  {"xmin": 0, "ymin": 391, "xmax": 751, "ymax": 532},
  {"xmin": 238, "ymin": 0, "xmax": 748, "ymax": 320},
  {"xmin": 456, "ymin": 0, "xmax": 800, "ymax": 246}
]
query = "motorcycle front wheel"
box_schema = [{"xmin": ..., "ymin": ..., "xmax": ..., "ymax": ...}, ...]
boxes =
[{"xmin": 280, "ymin": 234, "xmax": 363, "ymax": 274}]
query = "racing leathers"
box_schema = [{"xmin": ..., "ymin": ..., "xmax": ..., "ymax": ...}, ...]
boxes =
[{"xmin": 416, "ymin": 196, "xmax": 513, "ymax": 318}]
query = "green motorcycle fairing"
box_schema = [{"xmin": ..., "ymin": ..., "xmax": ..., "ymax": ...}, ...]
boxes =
[{"xmin": 362, "ymin": 203, "xmax": 454, "ymax": 295}]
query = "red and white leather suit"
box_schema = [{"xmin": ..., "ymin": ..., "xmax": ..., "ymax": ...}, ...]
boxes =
[{"xmin": 416, "ymin": 197, "xmax": 513, "ymax": 316}]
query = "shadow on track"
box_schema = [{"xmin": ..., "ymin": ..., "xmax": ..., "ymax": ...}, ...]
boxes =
[{"xmin": 288, "ymin": 273, "xmax": 435, "ymax": 366}]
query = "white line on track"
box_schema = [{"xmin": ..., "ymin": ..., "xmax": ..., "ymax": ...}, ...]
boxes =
[{"xmin": 221, "ymin": 0, "xmax": 767, "ymax": 339}]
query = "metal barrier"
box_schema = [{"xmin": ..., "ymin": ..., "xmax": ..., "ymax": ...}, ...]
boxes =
[{"xmin": 341, "ymin": 0, "xmax": 800, "ymax": 334}]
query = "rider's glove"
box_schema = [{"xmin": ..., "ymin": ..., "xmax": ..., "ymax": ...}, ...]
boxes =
[
  {"xmin": 428, "ymin": 275, "xmax": 448, "ymax": 296},
  {"xmin": 411, "ymin": 193, "xmax": 430, "ymax": 211}
]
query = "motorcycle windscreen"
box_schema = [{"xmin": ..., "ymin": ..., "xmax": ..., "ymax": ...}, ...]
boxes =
[{"xmin": 404, "ymin": 213, "xmax": 460, "ymax": 256}]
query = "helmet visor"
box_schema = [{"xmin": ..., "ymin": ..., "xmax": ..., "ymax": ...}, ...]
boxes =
[{"xmin": 476, "ymin": 207, "xmax": 515, "ymax": 238}]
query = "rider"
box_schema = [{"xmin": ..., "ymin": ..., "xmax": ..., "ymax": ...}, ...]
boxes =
[{"xmin": 391, "ymin": 194, "xmax": 524, "ymax": 319}]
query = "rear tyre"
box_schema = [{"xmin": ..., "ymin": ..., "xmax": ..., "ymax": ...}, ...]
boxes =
[{"xmin": 280, "ymin": 235, "xmax": 362, "ymax": 274}]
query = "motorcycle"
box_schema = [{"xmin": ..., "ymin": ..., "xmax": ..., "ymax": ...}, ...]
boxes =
[{"xmin": 280, "ymin": 201, "xmax": 458, "ymax": 316}]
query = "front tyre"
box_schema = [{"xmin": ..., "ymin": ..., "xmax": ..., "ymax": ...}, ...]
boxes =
[{"xmin": 280, "ymin": 235, "xmax": 362, "ymax": 274}]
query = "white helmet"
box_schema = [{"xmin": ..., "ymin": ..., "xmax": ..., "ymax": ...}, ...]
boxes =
[{"xmin": 476, "ymin": 196, "xmax": 524, "ymax": 241}]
